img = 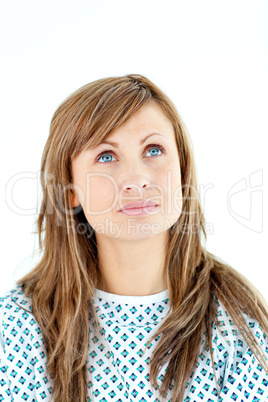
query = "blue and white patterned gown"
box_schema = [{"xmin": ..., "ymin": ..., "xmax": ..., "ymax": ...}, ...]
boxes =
[{"xmin": 1, "ymin": 286, "xmax": 268, "ymax": 401}]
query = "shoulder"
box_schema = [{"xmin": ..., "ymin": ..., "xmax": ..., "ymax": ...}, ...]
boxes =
[
  {"xmin": 211, "ymin": 294, "xmax": 268, "ymax": 399},
  {"xmin": 210, "ymin": 293, "xmax": 268, "ymax": 350},
  {"xmin": 0, "ymin": 285, "xmax": 43, "ymax": 341},
  {"xmin": 0, "ymin": 284, "xmax": 32, "ymax": 309},
  {"xmin": 0, "ymin": 286, "xmax": 53, "ymax": 398},
  {"xmin": 210, "ymin": 294, "xmax": 268, "ymax": 397},
  {"xmin": 0, "ymin": 284, "xmax": 33, "ymax": 316},
  {"xmin": 187, "ymin": 294, "xmax": 268, "ymax": 397}
]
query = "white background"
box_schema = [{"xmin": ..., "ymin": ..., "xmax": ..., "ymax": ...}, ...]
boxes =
[{"xmin": 0, "ymin": 0, "xmax": 267, "ymax": 302}]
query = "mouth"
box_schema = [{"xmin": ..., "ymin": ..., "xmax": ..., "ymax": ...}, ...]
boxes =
[{"xmin": 119, "ymin": 200, "xmax": 159, "ymax": 216}]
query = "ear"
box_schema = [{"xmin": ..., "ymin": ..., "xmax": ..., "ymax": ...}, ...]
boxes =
[{"xmin": 71, "ymin": 190, "xmax": 80, "ymax": 208}]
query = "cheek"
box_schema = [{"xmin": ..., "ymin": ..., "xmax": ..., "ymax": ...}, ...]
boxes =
[
  {"xmin": 165, "ymin": 162, "xmax": 182, "ymax": 213},
  {"xmin": 173, "ymin": 177, "xmax": 183, "ymax": 213},
  {"xmin": 83, "ymin": 174, "xmax": 118, "ymax": 214}
]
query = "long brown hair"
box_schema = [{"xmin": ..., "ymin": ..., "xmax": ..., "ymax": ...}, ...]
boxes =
[{"xmin": 17, "ymin": 74, "xmax": 268, "ymax": 401}]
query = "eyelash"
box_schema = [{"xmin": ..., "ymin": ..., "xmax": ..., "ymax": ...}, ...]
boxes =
[{"xmin": 96, "ymin": 143, "xmax": 165, "ymax": 164}]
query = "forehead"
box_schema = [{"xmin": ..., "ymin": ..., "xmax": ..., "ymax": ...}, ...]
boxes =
[
  {"xmin": 105, "ymin": 100, "xmax": 174, "ymax": 142},
  {"xmin": 72, "ymin": 99, "xmax": 176, "ymax": 159}
]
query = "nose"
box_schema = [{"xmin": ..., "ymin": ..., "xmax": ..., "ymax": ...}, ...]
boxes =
[
  {"xmin": 120, "ymin": 161, "xmax": 151, "ymax": 195},
  {"xmin": 122, "ymin": 179, "xmax": 150, "ymax": 192},
  {"xmin": 123, "ymin": 182, "xmax": 149, "ymax": 192},
  {"xmin": 121, "ymin": 169, "xmax": 150, "ymax": 193}
]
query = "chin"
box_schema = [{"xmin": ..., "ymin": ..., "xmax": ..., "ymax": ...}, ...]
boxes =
[{"xmin": 103, "ymin": 224, "xmax": 166, "ymax": 241}]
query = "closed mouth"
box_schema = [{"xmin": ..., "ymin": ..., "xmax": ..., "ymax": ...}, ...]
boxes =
[{"xmin": 119, "ymin": 200, "xmax": 159, "ymax": 212}]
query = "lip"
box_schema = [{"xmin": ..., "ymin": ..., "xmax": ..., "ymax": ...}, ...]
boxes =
[{"xmin": 119, "ymin": 200, "xmax": 159, "ymax": 216}]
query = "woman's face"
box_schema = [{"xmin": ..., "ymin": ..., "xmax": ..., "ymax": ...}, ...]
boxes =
[{"xmin": 71, "ymin": 100, "xmax": 182, "ymax": 241}]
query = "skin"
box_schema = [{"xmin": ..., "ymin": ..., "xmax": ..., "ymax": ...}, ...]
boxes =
[{"xmin": 71, "ymin": 100, "xmax": 182, "ymax": 296}]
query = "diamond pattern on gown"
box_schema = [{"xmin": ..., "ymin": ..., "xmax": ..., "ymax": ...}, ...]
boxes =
[{"xmin": 0, "ymin": 286, "xmax": 268, "ymax": 401}]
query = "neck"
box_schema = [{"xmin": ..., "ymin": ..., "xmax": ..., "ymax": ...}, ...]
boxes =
[{"xmin": 96, "ymin": 233, "xmax": 169, "ymax": 296}]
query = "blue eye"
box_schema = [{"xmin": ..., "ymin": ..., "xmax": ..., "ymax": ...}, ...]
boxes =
[
  {"xmin": 145, "ymin": 146, "xmax": 163, "ymax": 157},
  {"xmin": 96, "ymin": 144, "xmax": 165, "ymax": 164},
  {"xmin": 98, "ymin": 153, "xmax": 117, "ymax": 163}
]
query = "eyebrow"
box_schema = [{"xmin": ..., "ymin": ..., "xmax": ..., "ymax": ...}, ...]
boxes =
[{"xmin": 94, "ymin": 133, "xmax": 168, "ymax": 149}]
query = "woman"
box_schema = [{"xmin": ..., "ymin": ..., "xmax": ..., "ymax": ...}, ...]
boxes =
[{"xmin": 1, "ymin": 74, "xmax": 268, "ymax": 402}]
